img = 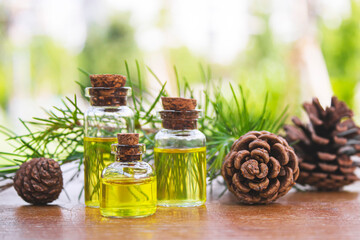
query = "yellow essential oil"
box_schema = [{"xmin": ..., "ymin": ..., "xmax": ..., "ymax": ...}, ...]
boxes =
[
  {"xmin": 100, "ymin": 176, "xmax": 157, "ymax": 218},
  {"xmin": 154, "ymin": 147, "xmax": 206, "ymax": 207},
  {"xmin": 84, "ymin": 137, "xmax": 117, "ymax": 208}
]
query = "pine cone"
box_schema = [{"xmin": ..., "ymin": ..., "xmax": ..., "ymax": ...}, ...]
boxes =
[
  {"xmin": 14, "ymin": 158, "xmax": 63, "ymax": 204},
  {"xmin": 284, "ymin": 96, "xmax": 360, "ymax": 190},
  {"xmin": 221, "ymin": 131, "xmax": 299, "ymax": 204}
]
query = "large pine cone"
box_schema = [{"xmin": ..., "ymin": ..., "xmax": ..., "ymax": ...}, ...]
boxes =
[
  {"xmin": 14, "ymin": 158, "xmax": 63, "ymax": 205},
  {"xmin": 222, "ymin": 131, "xmax": 299, "ymax": 204},
  {"xmin": 284, "ymin": 96, "xmax": 360, "ymax": 190}
]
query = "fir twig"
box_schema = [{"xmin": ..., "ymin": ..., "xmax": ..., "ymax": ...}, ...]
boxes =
[
  {"xmin": 0, "ymin": 95, "xmax": 84, "ymax": 188},
  {"xmin": 0, "ymin": 63, "xmax": 289, "ymax": 198}
]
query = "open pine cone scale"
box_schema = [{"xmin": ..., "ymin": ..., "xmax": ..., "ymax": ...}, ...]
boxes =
[
  {"xmin": 284, "ymin": 96, "xmax": 360, "ymax": 190},
  {"xmin": 222, "ymin": 131, "xmax": 299, "ymax": 204}
]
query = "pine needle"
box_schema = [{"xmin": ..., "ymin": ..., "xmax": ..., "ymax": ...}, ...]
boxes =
[{"xmin": 0, "ymin": 63, "xmax": 288, "ymax": 197}]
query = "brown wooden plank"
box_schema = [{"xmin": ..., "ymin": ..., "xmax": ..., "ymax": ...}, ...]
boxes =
[{"xmin": 1, "ymin": 190, "xmax": 360, "ymax": 240}]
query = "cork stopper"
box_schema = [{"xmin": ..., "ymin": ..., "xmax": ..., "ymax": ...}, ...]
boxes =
[
  {"xmin": 161, "ymin": 97, "xmax": 197, "ymax": 111},
  {"xmin": 90, "ymin": 74, "xmax": 126, "ymax": 88},
  {"xmin": 86, "ymin": 74, "xmax": 129, "ymax": 106},
  {"xmin": 160, "ymin": 97, "xmax": 200, "ymax": 130},
  {"xmin": 117, "ymin": 133, "xmax": 139, "ymax": 145},
  {"xmin": 113, "ymin": 133, "xmax": 143, "ymax": 162}
]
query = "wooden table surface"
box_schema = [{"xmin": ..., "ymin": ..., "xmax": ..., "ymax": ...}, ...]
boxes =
[{"xmin": 1, "ymin": 186, "xmax": 360, "ymax": 240}]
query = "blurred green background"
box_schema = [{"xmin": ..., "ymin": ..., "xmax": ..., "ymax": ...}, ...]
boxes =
[{"xmin": 0, "ymin": 0, "xmax": 360, "ymax": 152}]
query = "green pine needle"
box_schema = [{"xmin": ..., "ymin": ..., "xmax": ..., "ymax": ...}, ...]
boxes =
[
  {"xmin": 0, "ymin": 95, "xmax": 84, "ymax": 178},
  {"xmin": 0, "ymin": 62, "xmax": 288, "ymax": 196}
]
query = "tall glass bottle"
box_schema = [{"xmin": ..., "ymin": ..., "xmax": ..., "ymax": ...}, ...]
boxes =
[
  {"xmin": 154, "ymin": 97, "xmax": 206, "ymax": 207},
  {"xmin": 100, "ymin": 133, "xmax": 157, "ymax": 218},
  {"xmin": 84, "ymin": 74, "xmax": 134, "ymax": 208}
]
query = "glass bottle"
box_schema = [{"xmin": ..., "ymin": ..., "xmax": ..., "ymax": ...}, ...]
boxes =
[
  {"xmin": 84, "ymin": 74, "xmax": 134, "ymax": 208},
  {"xmin": 154, "ymin": 97, "xmax": 206, "ymax": 207},
  {"xmin": 100, "ymin": 133, "xmax": 157, "ymax": 218}
]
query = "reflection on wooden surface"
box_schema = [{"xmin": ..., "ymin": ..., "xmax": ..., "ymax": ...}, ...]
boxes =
[{"xmin": 1, "ymin": 190, "xmax": 360, "ymax": 239}]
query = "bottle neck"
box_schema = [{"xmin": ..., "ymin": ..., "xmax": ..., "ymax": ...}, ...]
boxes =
[
  {"xmin": 159, "ymin": 110, "xmax": 199, "ymax": 130},
  {"xmin": 89, "ymin": 96, "xmax": 128, "ymax": 107},
  {"xmin": 115, "ymin": 154, "xmax": 142, "ymax": 162},
  {"xmin": 86, "ymin": 87, "xmax": 130, "ymax": 107},
  {"xmin": 112, "ymin": 144, "xmax": 144, "ymax": 162},
  {"xmin": 162, "ymin": 119, "xmax": 198, "ymax": 130}
]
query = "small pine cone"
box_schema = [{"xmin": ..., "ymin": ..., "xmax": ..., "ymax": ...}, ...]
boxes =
[
  {"xmin": 14, "ymin": 158, "xmax": 63, "ymax": 205},
  {"xmin": 284, "ymin": 96, "xmax": 360, "ymax": 191},
  {"xmin": 221, "ymin": 131, "xmax": 299, "ymax": 204}
]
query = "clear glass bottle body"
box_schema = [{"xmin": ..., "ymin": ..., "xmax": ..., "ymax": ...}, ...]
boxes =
[
  {"xmin": 100, "ymin": 161, "xmax": 157, "ymax": 218},
  {"xmin": 154, "ymin": 129, "xmax": 206, "ymax": 207},
  {"xmin": 84, "ymin": 106, "xmax": 134, "ymax": 208}
]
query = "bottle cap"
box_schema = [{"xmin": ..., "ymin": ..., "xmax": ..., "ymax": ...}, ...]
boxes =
[
  {"xmin": 117, "ymin": 133, "xmax": 139, "ymax": 145},
  {"xmin": 161, "ymin": 97, "xmax": 197, "ymax": 111},
  {"xmin": 112, "ymin": 133, "xmax": 144, "ymax": 162},
  {"xmin": 90, "ymin": 74, "xmax": 126, "ymax": 88},
  {"xmin": 160, "ymin": 97, "xmax": 200, "ymax": 130},
  {"xmin": 86, "ymin": 74, "xmax": 130, "ymax": 106}
]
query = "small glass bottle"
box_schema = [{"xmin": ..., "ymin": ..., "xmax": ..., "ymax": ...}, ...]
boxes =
[
  {"xmin": 84, "ymin": 74, "xmax": 134, "ymax": 208},
  {"xmin": 100, "ymin": 133, "xmax": 157, "ymax": 218},
  {"xmin": 154, "ymin": 97, "xmax": 206, "ymax": 207}
]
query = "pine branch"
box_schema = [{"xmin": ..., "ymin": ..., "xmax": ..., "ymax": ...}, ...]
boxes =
[
  {"xmin": 0, "ymin": 95, "xmax": 84, "ymax": 185},
  {"xmin": 0, "ymin": 63, "xmax": 288, "ymax": 197},
  {"xmin": 174, "ymin": 66, "xmax": 288, "ymax": 188},
  {"xmin": 0, "ymin": 63, "xmax": 167, "ymax": 192},
  {"xmin": 129, "ymin": 62, "xmax": 167, "ymax": 160},
  {"xmin": 199, "ymin": 83, "xmax": 288, "ymax": 184}
]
